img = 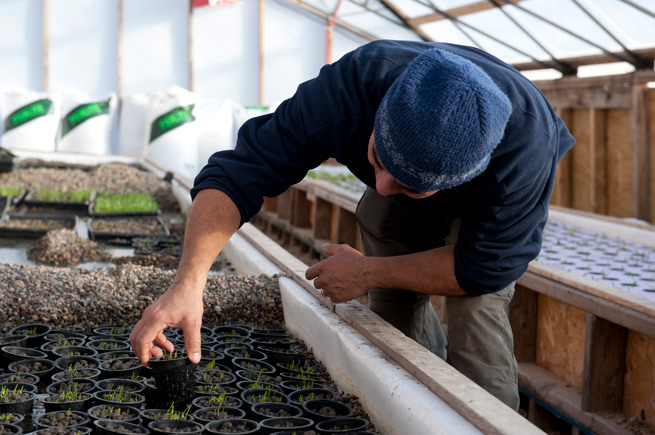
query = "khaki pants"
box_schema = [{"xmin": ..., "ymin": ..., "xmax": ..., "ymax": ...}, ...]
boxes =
[{"xmin": 356, "ymin": 188, "xmax": 519, "ymax": 410}]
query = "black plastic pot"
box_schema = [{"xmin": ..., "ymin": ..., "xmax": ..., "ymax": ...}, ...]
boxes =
[
  {"xmin": 85, "ymin": 339, "xmax": 131, "ymax": 354},
  {"xmin": 42, "ymin": 392, "xmax": 92, "ymax": 412},
  {"xmin": 96, "ymin": 378, "xmax": 145, "ymax": 394},
  {"xmin": 87, "ymin": 404, "xmax": 141, "ymax": 424},
  {"xmin": 51, "ymin": 367, "xmax": 101, "ymax": 382},
  {"xmin": 7, "ymin": 358, "xmax": 55, "ymax": 392},
  {"xmin": 92, "ymin": 390, "xmax": 146, "ymax": 408},
  {"xmin": 40, "ymin": 339, "xmax": 87, "ymax": 359},
  {"xmin": 213, "ymin": 326, "xmax": 251, "ymax": 338},
  {"xmin": 51, "ymin": 345, "xmax": 98, "ymax": 359},
  {"xmin": 54, "ymin": 355, "xmax": 99, "ymax": 372},
  {"xmin": 240, "ymin": 388, "xmax": 290, "ymax": 406},
  {"xmin": 279, "ymin": 378, "xmax": 327, "ymax": 395},
  {"xmin": 8, "ymin": 323, "xmax": 52, "ymax": 348},
  {"xmin": 33, "ymin": 410, "xmax": 89, "ymax": 430},
  {"xmin": 249, "ymin": 328, "xmax": 288, "ymax": 339},
  {"xmin": 235, "ymin": 381, "xmax": 283, "ymax": 394},
  {"xmin": 99, "ymin": 357, "xmax": 143, "ymax": 379},
  {"xmin": 46, "ymin": 379, "xmax": 97, "ymax": 397},
  {"xmin": 148, "ymin": 419, "xmax": 204, "ymax": 434},
  {"xmin": 0, "ymin": 386, "xmax": 36, "ymax": 415},
  {"xmin": 260, "ymin": 416, "xmax": 314, "ymax": 435},
  {"xmin": 94, "ymin": 419, "xmax": 150, "ymax": 435},
  {"xmin": 0, "ymin": 336, "xmax": 27, "ymax": 349},
  {"xmin": 204, "ymin": 418, "xmax": 260, "ymax": 435},
  {"xmin": 34, "ymin": 428, "xmax": 92, "ymax": 435},
  {"xmin": 232, "ymin": 358, "xmax": 276, "ymax": 375},
  {"xmin": 314, "ymin": 417, "xmax": 370, "ymax": 434},
  {"xmin": 192, "ymin": 406, "xmax": 246, "ymax": 425},
  {"xmin": 302, "ymin": 399, "xmax": 353, "ymax": 423},
  {"xmin": 288, "ymin": 388, "xmax": 335, "ymax": 406},
  {"xmin": 92, "ymin": 326, "xmax": 132, "ymax": 339},
  {"xmin": 0, "ymin": 422, "xmax": 22, "ymax": 434},
  {"xmin": 257, "ymin": 346, "xmax": 305, "ymax": 367},
  {"xmin": 191, "ymin": 395, "xmax": 243, "ymax": 412},
  {"xmin": 234, "ymin": 370, "xmax": 282, "ymax": 386},
  {"xmin": 0, "ymin": 373, "xmax": 39, "ymax": 385},
  {"xmin": 1, "ymin": 346, "xmax": 48, "ymax": 369},
  {"xmin": 224, "ymin": 348, "xmax": 267, "ymax": 363},
  {"xmin": 140, "ymin": 407, "xmax": 195, "ymax": 427},
  {"xmin": 148, "ymin": 353, "xmax": 197, "ymax": 407},
  {"xmin": 250, "ymin": 402, "xmax": 303, "ymax": 421}
]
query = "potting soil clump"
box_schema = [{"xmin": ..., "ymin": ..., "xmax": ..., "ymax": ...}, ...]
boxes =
[
  {"xmin": 0, "ymin": 264, "xmax": 282, "ymax": 330},
  {"xmin": 27, "ymin": 229, "xmax": 110, "ymax": 267}
]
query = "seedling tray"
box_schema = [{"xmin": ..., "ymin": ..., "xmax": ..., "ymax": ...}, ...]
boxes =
[
  {"xmin": 0, "ymin": 215, "xmax": 78, "ymax": 239},
  {"xmin": 0, "ymin": 147, "xmax": 17, "ymax": 172},
  {"xmin": 22, "ymin": 190, "xmax": 95, "ymax": 215},
  {"xmin": 88, "ymin": 216, "xmax": 169, "ymax": 244}
]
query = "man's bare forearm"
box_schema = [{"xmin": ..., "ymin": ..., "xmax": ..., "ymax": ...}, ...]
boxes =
[
  {"xmin": 364, "ymin": 245, "xmax": 467, "ymax": 296},
  {"xmin": 173, "ymin": 189, "xmax": 241, "ymax": 292}
]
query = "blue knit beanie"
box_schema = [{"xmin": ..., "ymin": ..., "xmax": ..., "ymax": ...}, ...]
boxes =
[{"xmin": 374, "ymin": 48, "xmax": 512, "ymax": 192}]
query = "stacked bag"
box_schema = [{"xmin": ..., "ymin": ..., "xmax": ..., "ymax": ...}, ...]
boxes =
[{"xmin": 0, "ymin": 86, "xmax": 273, "ymax": 180}]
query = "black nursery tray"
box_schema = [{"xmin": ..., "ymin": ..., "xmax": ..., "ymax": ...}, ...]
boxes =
[
  {"xmin": 0, "ymin": 215, "xmax": 78, "ymax": 239},
  {"xmin": 88, "ymin": 204, "xmax": 161, "ymax": 218},
  {"xmin": 88, "ymin": 216, "xmax": 169, "ymax": 244},
  {"xmin": 0, "ymin": 147, "xmax": 17, "ymax": 172},
  {"xmin": 22, "ymin": 190, "xmax": 95, "ymax": 215}
]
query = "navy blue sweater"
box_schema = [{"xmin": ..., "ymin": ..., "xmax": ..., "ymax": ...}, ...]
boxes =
[{"xmin": 193, "ymin": 40, "xmax": 576, "ymax": 296}]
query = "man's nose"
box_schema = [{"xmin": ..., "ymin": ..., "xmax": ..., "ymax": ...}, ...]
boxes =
[{"xmin": 375, "ymin": 171, "xmax": 400, "ymax": 196}]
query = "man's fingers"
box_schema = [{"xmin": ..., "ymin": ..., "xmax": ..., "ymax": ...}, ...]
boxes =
[
  {"xmin": 305, "ymin": 264, "xmax": 319, "ymax": 280},
  {"xmin": 131, "ymin": 319, "xmax": 168, "ymax": 367},
  {"xmin": 183, "ymin": 326, "xmax": 203, "ymax": 364}
]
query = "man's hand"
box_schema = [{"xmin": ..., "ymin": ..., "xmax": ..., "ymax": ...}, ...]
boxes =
[
  {"xmin": 129, "ymin": 282, "xmax": 204, "ymax": 366},
  {"xmin": 305, "ymin": 244, "xmax": 370, "ymax": 303}
]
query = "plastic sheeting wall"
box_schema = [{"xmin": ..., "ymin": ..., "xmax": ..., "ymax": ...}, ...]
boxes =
[{"xmin": 0, "ymin": 0, "xmax": 367, "ymax": 107}]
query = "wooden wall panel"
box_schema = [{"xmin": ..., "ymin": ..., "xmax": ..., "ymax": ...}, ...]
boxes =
[
  {"xmin": 623, "ymin": 330, "xmax": 655, "ymax": 428},
  {"xmin": 605, "ymin": 109, "xmax": 633, "ymax": 218},
  {"xmin": 535, "ymin": 294, "xmax": 586, "ymax": 389}
]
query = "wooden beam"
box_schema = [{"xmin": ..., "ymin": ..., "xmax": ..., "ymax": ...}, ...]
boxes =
[
  {"xmin": 552, "ymin": 108, "xmax": 573, "ymax": 207},
  {"xmin": 379, "ymin": 0, "xmax": 432, "ymax": 42},
  {"xmin": 336, "ymin": 207, "xmax": 357, "ymax": 246},
  {"xmin": 519, "ymin": 266, "xmax": 655, "ymax": 339},
  {"xmin": 408, "ymin": 0, "xmax": 524, "ymax": 26},
  {"xmin": 590, "ymin": 109, "xmax": 607, "ymax": 215},
  {"xmin": 276, "ymin": 189, "xmax": 293, "ymax": 221},
  {"xmin": 519, "ymin": 362, "xmax": 638, "ymax": 435},
  {"xmin": 650, "ymin": 88, "xmax": 655, "ymax": 224},
  {"xmin": 514, "ymin": 47, "xmax": 655, "ymax": 72},
  {"xmin": 571, "ymin": 109, "xmax": 593, "ymax": 212},
  {"xmin": 581, "ymin": 314, "xmax": 626, "ymax": 412}
]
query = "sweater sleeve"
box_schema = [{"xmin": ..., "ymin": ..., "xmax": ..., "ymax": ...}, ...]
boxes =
[{"xmin": 191, "ymin": 42, "xmax": 406, "ymax": 225}]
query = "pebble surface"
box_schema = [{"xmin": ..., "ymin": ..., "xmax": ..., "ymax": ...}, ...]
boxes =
[{"xmin": 0, "ymin": 263, "xmax": 283, "ymax": 333}]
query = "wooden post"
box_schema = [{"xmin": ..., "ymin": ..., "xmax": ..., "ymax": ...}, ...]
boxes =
[
  {"xmin": 509, "ymin": 284, "xmax": 538, "ymax": 363},
  {"xmin": 553, "ymin": 108, "xmax": 573, "ymax": 207},
  {"xmin": 581, "ymin": 314, "xmax": 626, "ymax": 412},
  {"xmin": 606, "ymin": 108, "xmax": 633, "ymax": 218},
  {"xmin": 336, "ymin": 207, "xmax": 357, "ymax": 246},
  {"xmin": 313, "ymin": 197, "xmax": 332, "ymax": 240},
  {"xmin": 258, "ymin": 0, "xmax": 265, "ymax": 106},
  {"xmin": 632, "ymin": 83, "xmax": 650, "ymax": 221},
  {"xmin": 292, "ymin": 189, "xmax": 312, "ymax": 229},
  {"xmin": 117, "ymin": 0, "xmax": 123, "ymax": 103},
  {"xmin": 188, "ymin": 0, "xmax": 194, "ymax": 91},
  {"xmin": 43, "ymin": 0, "xmax": 49, "ymax": 92},
  {"xmin": 590, "ymin": 108, "xmax": 606, "ymax": 215},
  {"xmin": 277, "ymin": 189, "xmax": 293, "ymax": 221},
  {"xmin": 650, "ymin": 88, "xmax": 655, "ymax": 224}
]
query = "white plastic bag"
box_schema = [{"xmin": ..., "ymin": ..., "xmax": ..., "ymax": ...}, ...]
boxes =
[
  {"xmin": 145, "ymin": 86, "xmax": 199, "ymax": 180},
  {"xmin": 195, "ymin": 98, "xmax": 236, "ymax": 174},
  {"xmin": 118, "ymin": 93, "xmax": 149, "ymax": 156},
  {"xmin": 57, "ymin": 90, "xmax": 117, "ymax": 155},
  {"xmin": 0, "ymin": 88, "xmax": 61, "ymax": 152}
]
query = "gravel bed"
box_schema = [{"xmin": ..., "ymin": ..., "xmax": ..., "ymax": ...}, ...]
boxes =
[
  {"xmin": 0, "ymin": 264, "xmax": 283, "ymax": 331},
  {"xmin": 27, "ymin": 229, "xmax": 110, "ymax": 267}
]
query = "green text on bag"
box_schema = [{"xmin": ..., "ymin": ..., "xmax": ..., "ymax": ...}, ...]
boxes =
[
  {"xmin": 60, "ymin": 99, "xmax": 112, "ymax": 138},
  {"xmin": 149, "ymin": 105, "xmax": 195, "ymax": 143},
  {"xmin": 4, "ymin": 99, "xmax": 53, "ymax": 132}
]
